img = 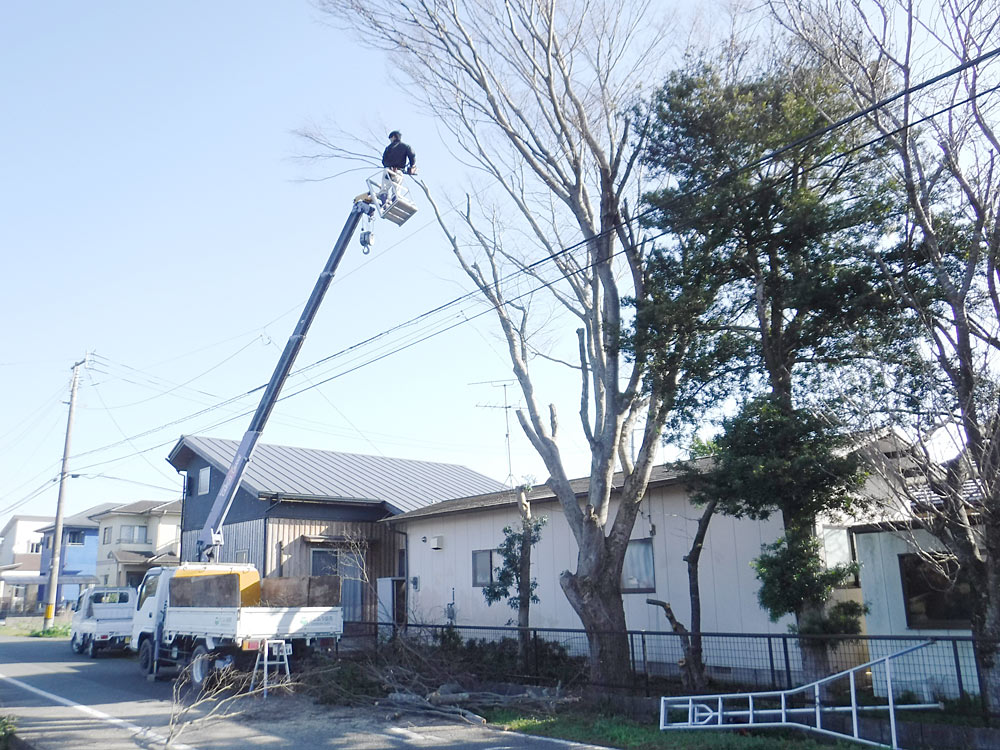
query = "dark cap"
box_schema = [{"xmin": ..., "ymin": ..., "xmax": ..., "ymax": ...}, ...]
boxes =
[{"xmin": 388, "ymin": 130, "xmax": 401, "ymax": 139}]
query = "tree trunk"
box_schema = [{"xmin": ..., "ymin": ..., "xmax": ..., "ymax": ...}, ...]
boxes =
[
  {"xmin": 560, "ymin": 569, "xmax": 631, "ymax": 688},
  {"xmin": 517, "ymin": 489, "xmax": 533, "ymax": 674},
  {"xmin": 970, "ymin": 527, "xmax": 1000, "ymax": 716}
]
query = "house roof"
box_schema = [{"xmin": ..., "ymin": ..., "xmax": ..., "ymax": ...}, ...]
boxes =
[
  {"xmin": 387, "ymin": 459, "xmax": 701, "ymax": 523},
  {"xmin": 90, "ymin": 500, "xmax": 181, "ymax": 520},
  {"xmin": 38, "ymin": 503, "xmax": 121, "ymax": 534},
  {"xmin": 0, "ymin": 515, "xmax": 52, "ymax": 538},
  {"xmin": 167, "ymin": 435, "xmax": 506, "ymax": 515},
  {"xmin": 112, "ymin": 549, "xmax": 180, "ymax": 566}
]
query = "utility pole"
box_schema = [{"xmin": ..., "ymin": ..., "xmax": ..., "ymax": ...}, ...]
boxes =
[{"xmin": 43, "ymin": 357, "xmax": 86, "ymax": 631}]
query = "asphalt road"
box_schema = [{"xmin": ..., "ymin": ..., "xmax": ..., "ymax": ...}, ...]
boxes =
[{"xmin": 0, "ymin": 636, "xmax": 604, "ymax": 749}]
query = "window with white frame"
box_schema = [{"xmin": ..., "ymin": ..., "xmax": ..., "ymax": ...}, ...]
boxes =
[
  {"xmin": 823, "ymin": 526, "xmax": 859, "ymax": 586},
  {"xmin": 28, "ymin": 541, "xmax": 42, "ymax": 554},
  {"xmin": 66, "ymin": 530, "xmax": 85, "ymax": 546},
  {"xmin": 198, "ymin": 466, "xmax": 211, "ymax": 495},
  {"xmin": 472, "ymin": 549, "xmax": 496, "ymax": 587},
  {"xmin": 102, "ymin": 527, "xmax": 111, "ymax": 545},
  {"xmin": 621, "ymin": 538, "xmax": 655, "ymax": 593},
  {"xmin": 119, "ymin": 525, "xmax": 148, "ymax": 543}
]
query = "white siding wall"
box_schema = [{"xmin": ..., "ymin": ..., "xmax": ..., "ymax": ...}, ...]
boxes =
[
  {"xmin": 855, "ymin": 529, "xmax": 976, "ymax": 699},
  {"xmin": 401, "ymin": 482, "xmax": 793, "ymax": 634}
]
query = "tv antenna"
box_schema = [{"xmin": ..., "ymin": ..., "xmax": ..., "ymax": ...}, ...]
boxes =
[{"xmin": 470, "ymin": 379, "xmax": 518, "ymax": 487}]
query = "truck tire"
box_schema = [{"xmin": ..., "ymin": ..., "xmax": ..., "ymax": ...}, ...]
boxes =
[
  {"xmin": 86, "ymin": 636, "xmax": 99, "ymax": 659},
  {"xmin": 189, "ymin": 644, "xmax": 213, "ymax": 689},
  {"xmin": 70, "ymin": 632, "xmax": 84, "ymax": 654},
  {"xmin": 138, "ymin": 639, "xmax": 156, "ymax": 676}
]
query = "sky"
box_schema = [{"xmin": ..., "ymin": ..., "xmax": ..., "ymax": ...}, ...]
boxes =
[{"xmin": 0, "ymin": 1, "xmax": 626, "ymax": 534}]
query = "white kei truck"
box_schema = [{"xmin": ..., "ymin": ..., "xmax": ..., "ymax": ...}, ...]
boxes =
[
  {"xmin": 70, "ymin": 586, "xmax": 136, "ymax": 658},
  {"xmin": 130, "ymin": 563, "xmax": 343, "ymax": 686}
]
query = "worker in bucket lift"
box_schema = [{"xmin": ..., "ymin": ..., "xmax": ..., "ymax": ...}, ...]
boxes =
[{"xmin": 377, "ymin": 130, "xmax": 417, "ymax": 207}]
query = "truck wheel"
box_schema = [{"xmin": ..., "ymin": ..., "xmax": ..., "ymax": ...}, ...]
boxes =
[
  {"xmin": 86, "ymin": 636, "xmax": 99, "ymax": 659},
  {"xmin": 70, "ymin": 632, "xmax": 84, "ymax": 654},
  {"xmin": 189, "ymin": 644, "xmax": 213, "ymax": 689},
  {"xmin": 138, "ymin": 639, "xmax": 156, "ymax": 676}
]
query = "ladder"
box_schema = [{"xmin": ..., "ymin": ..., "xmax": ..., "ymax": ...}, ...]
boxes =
[
  {"xmin": 659, "ymin": 641, "xmax": 942, "ymax": 750},
  {"xmin": 249, "ymin": 639, "xmax": 291, "ymax": 698}
]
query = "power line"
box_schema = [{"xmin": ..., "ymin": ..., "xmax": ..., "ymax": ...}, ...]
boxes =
[{"xmin": 43, "ymin": 51, "xmax": 1000, "ymax": 473}]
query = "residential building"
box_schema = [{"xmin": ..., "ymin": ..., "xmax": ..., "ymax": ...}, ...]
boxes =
[
  {"xmin": 387, "ymin": 462, "xmax": 809, "ymax": 634},
  {"xmin": 37, "ymin": 503, "xmax": 118, "ymax": 608},
  {"xmin": 850, "ymin": 522, "xmax": 978, "ymax": 700},
  {"xmin": 167, "ymin": 435, "xmax": 505, "ymax": 624},
  {"xmin": 0, "ymin": 515, "xmax": 51, "ymax": 612},
  {"xmin": 91, "ymin": 500, "xmax": 181, "ymax": 588}
]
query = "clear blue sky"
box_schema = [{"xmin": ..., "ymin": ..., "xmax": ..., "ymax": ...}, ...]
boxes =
[{"xmin": 0, "ymin": 1, "xmax": 600, "ymax": 531}]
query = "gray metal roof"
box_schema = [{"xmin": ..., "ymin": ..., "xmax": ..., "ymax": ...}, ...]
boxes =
[
  {"xmin": 38, "ymin": 503, "xmax": 121, "ymax": 533},
  {"xmin": 90, "ymin": 500, "xmax": 181, "ymax": 519},
  {"xmin": 388, "ymin": 459, "xmax": 702, "ymax": 522},
  {"xmin": 169, "ymin": 436, "xmax": 506, "ymax": 514}
]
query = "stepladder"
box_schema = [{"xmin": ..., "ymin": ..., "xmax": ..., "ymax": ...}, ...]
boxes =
[{"xmin": 250, "ymin": 639, "xmax": 291, "ymax": 697}]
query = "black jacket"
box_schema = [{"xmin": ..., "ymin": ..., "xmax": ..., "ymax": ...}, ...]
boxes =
[{"xmin": 382, "ymin": 141, "xmax": 416, "ymax": 170}]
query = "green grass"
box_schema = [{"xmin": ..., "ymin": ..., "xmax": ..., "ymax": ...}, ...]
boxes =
[
  {"xmin": 28, "ymin": 623, "xmax": 71, "ymax": 638},
  {"xmin": 0, "ymin": 715, "xmax": 16, "ymax": 750},
  {"xmin": 484, "ymin": 709, "xmax": 864, "ymax": 749}
]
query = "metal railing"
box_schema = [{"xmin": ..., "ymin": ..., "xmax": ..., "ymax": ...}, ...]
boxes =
[
  {"xmin": 349, "ymin": 621, "xmax": 983, "ymax": 705},
  {"xmin": 659, "ymin": 640, "xmax": 942, "ymax": 749}
]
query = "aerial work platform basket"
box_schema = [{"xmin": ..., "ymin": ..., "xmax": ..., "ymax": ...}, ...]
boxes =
[{"xmin": 365, "ymin": 171, "xmax": 418, "ymax": 226}]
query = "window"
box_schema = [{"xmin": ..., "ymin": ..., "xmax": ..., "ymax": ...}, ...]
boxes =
[
  {"xmin": 823, "ymin": 527, "xmax": 859, "ymax": 587},
  {"xmin": 472, "ymin": 549, "xmax": 496, "ymax": 587},
  {"xmin": 137, "ymin": 574, "xmax": 159, "ymax": 610},
  {"xmin": 621, "ymin": 538, "xmax": 655, "ymax": 593},
  {"xmin": 198, "ymin": 466, "xmax": 211, "ymax": 496},
  {"xmin": 28, "ymin": 541, "xmax": 42, "ymax": 554},
  {"xmin": 103, "ymin": 575, "xmax": 109, "ymax": 585},
  {"xmin": 66, "ymin": 530, "xmax": 84, "ymax": 545},
  {"xmin": 119, "ymin": 525, "xmax": 148, "ymax": 543},
  {"xmin": 311, "ymin": 548, "xmax": 339, "ymax": 576},
  {"xmin": 898, "ymin": 554, "xmax": 973, "ymax": 630},
  {"xmin": 93, "ymin": 590, "xmax": 129, "ymax": 604},
  {"xmin": 234, "ymin": 549, "xmax": 249, "ymax": 564},
  {"xmin": 102, "ymin": 527, "xmax": 111, "ymax": 545}
]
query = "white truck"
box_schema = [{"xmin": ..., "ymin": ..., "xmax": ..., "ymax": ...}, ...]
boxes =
[
  {"xmin": 130, "ymin": 563, "xmax": 343, "ymax": 686},
  {"xmin": 70, "ymin": 586, "xmax": 136, "ymax": 658}
]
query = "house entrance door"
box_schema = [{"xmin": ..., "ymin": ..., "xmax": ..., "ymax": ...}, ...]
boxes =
[{"xmin": 339, "ymin": 552, "xmax": 363, "ymax": 622}]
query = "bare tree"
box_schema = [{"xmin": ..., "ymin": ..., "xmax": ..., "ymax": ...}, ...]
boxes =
[
  {"xmin": 769, "ymin": 0, "xmax": 1000, "ymax": 709},
  {"xmin": 318, "ymin": 0, "xmax": 722, "ymax": 685}
]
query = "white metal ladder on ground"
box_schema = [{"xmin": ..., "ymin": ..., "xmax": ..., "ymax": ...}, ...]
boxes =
[
  {"xmin": 249, "ymin": 639, "xmax": 291, "ymax": 698},
  {"xmin": 660, "ymin": 641, "xmax": 942, "ymax": 750}
]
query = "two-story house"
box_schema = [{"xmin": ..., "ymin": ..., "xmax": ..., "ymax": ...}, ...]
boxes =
[
  {"xmin": 91, "ymin": 500, "xmax": 181, "ymax": 588},
  {"xmin": 0, "ymin": 515, "xmax": 51, "ymax": 612},
  {"xmin": 168, "ymin": 435, "xmax": 505, "ymax": 624},
  {"xmin": 38, "ymin": 503, "xmax": 117, "ymax": 608}
]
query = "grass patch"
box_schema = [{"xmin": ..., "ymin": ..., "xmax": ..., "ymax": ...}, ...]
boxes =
[
  {"xmin": 484, "ymin": 708, "xmax": 864, "ymax": 749},
  {"xmin": 28, "ymin": 623, "xmax": 71, "ymax": 638},
  {"xmin": 0, "ymin": 715, "xmax": 16, "ymax": 750}
]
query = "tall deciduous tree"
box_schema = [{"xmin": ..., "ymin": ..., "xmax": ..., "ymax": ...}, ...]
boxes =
[
  {"xmin": 769, "ymin": 0, "xmax": 1000, "ymax": 708},
  {"xmin": 319, "ymin": 0, "xmax": 723, "ymax": 685}
]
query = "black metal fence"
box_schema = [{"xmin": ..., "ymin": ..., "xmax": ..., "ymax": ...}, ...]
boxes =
[{"xmin": 349, "ymin": 621, "xmax": 983, "ymax": 703}]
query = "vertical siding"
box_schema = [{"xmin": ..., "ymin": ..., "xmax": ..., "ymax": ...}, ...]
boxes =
[
  {"xmin": 265, "ymin": 518, "xmax": 403, "ymax": 623},
  {"xmin": 401, "ymin": 485, "xmax": 794, "ymax": 635},
  {"xmin": 180, "ymin": 518, "xmax": 265, "ymax": 572}
]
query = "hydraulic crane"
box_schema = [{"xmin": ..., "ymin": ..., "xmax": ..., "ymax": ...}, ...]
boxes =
[{"xmin": 196, "ymin": 174, "xmax": 418, "ymax": 561}]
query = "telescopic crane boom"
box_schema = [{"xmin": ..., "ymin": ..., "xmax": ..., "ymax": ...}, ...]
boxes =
[{"xmin": 197, "ymin": 177, "xmax": 417, "ymax": 561}]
